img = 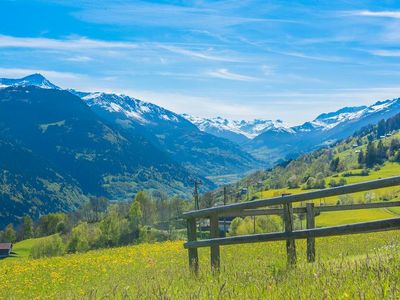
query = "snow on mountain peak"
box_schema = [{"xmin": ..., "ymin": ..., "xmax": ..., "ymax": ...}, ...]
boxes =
[
  {"xmin": 182, "ymin": 114, "xmax": 294, "ymax": 139},
  {"xmin": 81, "ymin": 92, "xmax": 184, "ymax": 126},
  {"xmin": 0, "ymin": 73, "xmax": 60, "ymax": 90}
]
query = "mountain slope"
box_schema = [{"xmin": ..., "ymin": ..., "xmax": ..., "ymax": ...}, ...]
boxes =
[
  {"xmin": 78, "ymin": 92, "xmax": 261, "ymax": 178},
  {"xmin": 0, "ymin": 137, "xmax": 87, "ymax": 227},
  {"xmin": 0, "ymin": 86, "xmax": 202, "ymax": 225}
]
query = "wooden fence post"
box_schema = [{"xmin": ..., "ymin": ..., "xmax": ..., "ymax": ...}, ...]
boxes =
[
  {"xmin": 187, "ymin": 218, "xmax": 199, "ymax": 274},
  {"xmin": 283, "ymin": 203, "xmax": 296, "ymax": 266},
  {"xmin": 210, "ymin": 215, "xmax": 220, "ymax": 272},
  {"xmin": 306, "ymin": 203, "xmax": 316, "ymax": 262}
]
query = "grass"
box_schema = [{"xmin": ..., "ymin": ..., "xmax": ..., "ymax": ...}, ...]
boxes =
[
  {"xmin": 254, "ymin": 162, "xmax": 400, "ymax": 227},
  {"xmin": 1, "ymin": 231, "xmax": 400, "ymax": 299},
  {"xmin": 11, "ymin": 236, "xmax": 49, "ymax": 258},
  {"xmin": 316, "ymin": 208, "xmax": 397, "ymax": 226}
]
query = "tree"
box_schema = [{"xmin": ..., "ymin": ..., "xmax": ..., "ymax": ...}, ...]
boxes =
[
  {"xmin": 365, "ymin": 142, "xmax": 377, "ymax": 168},
  {"xmin": 287, "ymin": 175, "xmax": 299, "ymax": 189},
  {"xmin": 37, "ymin": 213, "xmax": 67, "ymax": 237},
  {"xmin": 377, "ymin": 119, "xmax": 386, "ymax": 137},
  {"xmin": 129, "ymin": 200, "xmax": 143, "ymax": 239},
  {"xmin": 228, "ymin": 218, "xmax": 243, "ymax": 236},
  {"xmin": 30, "ymin": 235, "xmax": 65, "ymax": 258},
  {"xmin": 100, "ymin": 205, "xmax": 122, "ymax": 246},
  {"xmin": 3, "ymin": 224, "xmax": 16, "ymax": 243},
  {"xmin": 89, "ymin": 197, "xmax": 109, "ymax": 222},
  {"xmin": 68, "ymin": 222, "xmax": 102, "ymax": 253},
  {"xmin": 358, "ymin": 150, "xmax": 365, "ymax": 165},
  {"xmin": 389, "ymin": 138, "xmax": 400, "ymax": 156},
  {"xmin": 377, "ymin": 140, "xmax": 387, "ymax": 162},
  {"xmin": 20, "ymin": 216, "xmax": 34, "ymax": 240},
  {"xmin": 330, "ymin": 157, "xmax": 340, "ymax": 172},
  {"xmin": 134, "ymin": 191, "xmax": 156, "ymax": 226},
  {"xmin": 338, "ymin": 178, "xmax": 347, "ymax": 186},
  {"xmin": 305, "ymin": 177, "xmax": 316, "ymax": 190},
  {"xmin": 200, "ymin": 192, "xmax": 214, "ymax": 208},
  {"xmin": 328, "ymin": 179, "xmax": 337, "ymax": 188}
]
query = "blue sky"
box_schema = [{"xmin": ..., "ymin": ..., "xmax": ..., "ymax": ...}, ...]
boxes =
[{"xmin": 2, "ymin": 0, "xmax": 400, "ymax": 124}]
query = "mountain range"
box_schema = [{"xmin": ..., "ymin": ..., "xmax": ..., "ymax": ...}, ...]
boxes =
[
  {"xmin": 0, "ymin": 74, "xmax": 258, "ymax": 226},
  {"xmin": 2, "ymin": 73, "xmax": 400, "ymax": 226},
  {"xmin": 184, "ymin": 98, "xmax": 400, "ymax": 163}
]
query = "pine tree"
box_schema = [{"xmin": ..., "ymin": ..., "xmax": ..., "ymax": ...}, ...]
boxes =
[
  {"xmin": 377, "ymin": 140, "xmax": 387, "ymax": 163},
  {"xmin": 365, "ymin": 142, "xmax": 377, "ymax": 168},
  {"xmin": 358, "ymin": 150, "xmax": 365, "ymax": 165},
  {"xmin": 377, "ymin": 119, "xmax": 386, "ymax": 138}
]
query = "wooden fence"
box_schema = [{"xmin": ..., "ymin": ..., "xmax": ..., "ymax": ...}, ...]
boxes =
[{"xmin": 182, "ymin": 176, "xmax": 400, "ymax": 273}]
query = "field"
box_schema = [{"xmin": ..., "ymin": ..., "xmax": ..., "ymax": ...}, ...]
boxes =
[
  {"xmin": 1, "ymin": 231, "xmax": 400, "ymax": 299},
  {"xmin": 254, "ymin": 162, "xmax": 400, "ymax": 227},
  {"xmin": 3, "ymin": 163, "xmax": 400, "ymax": 299}
]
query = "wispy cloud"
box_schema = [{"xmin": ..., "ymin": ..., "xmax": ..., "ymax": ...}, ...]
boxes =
[
  {"xmin": 158, "ymin": 45, "xmax": 244, "ymax": 62},
  {"xmin": 72, "ymin": 1, "xmax": 290, "ymax": 29},
  {"xmin": 0, "ymin": 35, "xmax": 138, "ymax": 50},
  {"xmin": 272, "ymin": 50, "xmax": 346, "ymax": 62},
  {"xmin": 367, "ymin": 49, "xmax": 400, "ymax": 57},
  {"xmin": 348, "ymin": 10, "xmax": 400, "ymax": 19},
  {"xmin": 261, "ymin": 65, "xmax": 274, "ymax": 76},
  {"xmin": 64, "ymin": 55, "xmax": 93, "ymax": 62},
  {"xmin": 207, "ymin": 69, "xmax": 258, "ymax": 81}
]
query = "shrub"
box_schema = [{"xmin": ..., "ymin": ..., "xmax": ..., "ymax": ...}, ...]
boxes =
[{"xmin": 30, "ymin": 235, "xmax": 65, "ymax": 259}]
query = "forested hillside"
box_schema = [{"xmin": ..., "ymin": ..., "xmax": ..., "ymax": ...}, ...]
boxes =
[{"xmin": 0, "ymin": 86, "xmax": 198, "ymax": 226}]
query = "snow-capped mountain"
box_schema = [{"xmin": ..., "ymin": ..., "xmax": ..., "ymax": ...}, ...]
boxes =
[
  {"xmin": 251, "ymin": 97, "xmax": 400, "ymax": 163},
  {"xmin": 80, "ymin": 92, "xmax": 191, "ymax": 128},
  {"xmin": 3, "ymin": 73, "xmax": 400, "ymax": 169},
  {"xmin": 182, "ymin": 114, "xmax": 293, "ymax": 143},
  {"xmin": 78, "ymin": 92, "xmax": 259, "ymax": 177},
  {"xmin": 294, "ymin": 101, "xmax": 400, "ymax": 133},
  {"xmin": 0, "ymin": 74, "xmax": 60, "ymax": 89}
]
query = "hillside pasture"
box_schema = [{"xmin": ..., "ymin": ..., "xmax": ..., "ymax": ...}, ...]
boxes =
[{"xmin": 1, "ymin": 231, "xmax": 400, "ymax": 299}]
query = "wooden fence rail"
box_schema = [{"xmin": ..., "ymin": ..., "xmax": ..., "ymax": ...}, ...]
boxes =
[
  {"xmin": 182, "ymin": 176, "xmax": 400, "ymax": 273},
  {"xmin": 184, "ymin": 217, "xmax": 400, "ymax": 248}
]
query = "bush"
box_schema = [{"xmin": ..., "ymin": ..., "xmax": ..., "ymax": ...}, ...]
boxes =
[
  {"xmin": 30, "ymin": 235, "xmax": 65, "ymax": 259},
  {"xmin": 228, "ymin": 216, "xmax": 281, "ymax": 236},
  {"xmin": 68, "ymin": 222, "xmax": 102, "ymax": 253}
]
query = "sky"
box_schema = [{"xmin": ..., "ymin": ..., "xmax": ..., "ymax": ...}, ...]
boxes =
[{"xmin": 2, "ymin": 0, "xmax": 400, "ymax": 125}]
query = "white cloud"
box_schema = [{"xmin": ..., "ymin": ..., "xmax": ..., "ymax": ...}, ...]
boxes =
[
  {"xmin": 64, "ymin": 55, "xmax": 93, "ymax": 62},
  {"xmin": 158, "ymin": 45, "xmax": 244, "ymax": 62},
  {"xmin": 0, "ymin": 35, "xmax": 138, "ymax": 50},
  {"xmin": 349, "ymin": 10, "xmax": 400, "ymax": 19},
  {"xmin": 367, "ymin": 49, "xmax": 400, "ymax": 57},
  {"xmin": 271, "ymin": 50, "xmax": 346, "ymax": 62},
  {"xmin": 207, "ymin": 69, "xmax": 258, "ymax": 81},
  {"xmin": 261, "ymin": 65, "xmax": 274, "ymax": 76}
]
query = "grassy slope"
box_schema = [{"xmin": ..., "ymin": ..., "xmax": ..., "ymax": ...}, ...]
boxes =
[
  {"xmin": 254, "ymin": 162, "xmax": 400, "ymax": 227},
  {"xmin": 10, "ymin": 236, "xmax": 50, "ymax": 258},
  {"xmin": 1, "ymin": 232, "xmax": 400, "ymax": 299}
]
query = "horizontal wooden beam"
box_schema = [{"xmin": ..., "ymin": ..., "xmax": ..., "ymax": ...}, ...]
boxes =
[
  {"xmin": 218, "ymin": 201, "xmax": 400, "ymax": 217},
  {"xmin": 182, "ymin": 176, "xmax": 400, "ymax": 218},
  {"xmin": 318, "ymin": 201, "xmax": 400, "ymax": 212},
  {"xmin": 184, "ymin": 217, "xmax": 400, "ymax": 249}
]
